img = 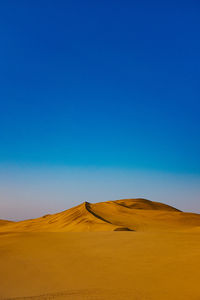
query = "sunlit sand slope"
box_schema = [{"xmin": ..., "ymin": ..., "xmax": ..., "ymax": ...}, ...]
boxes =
[
  {"xmin": 1, "ymin": 198, "xmax": 200, "ymax": 232},
  {"xmin": 90, "ymin": 199, "xmax": 200, "ymax": 231},
  {"xmin": 0, "ymin": 202, "xmax": 118, "ymax": 232}
]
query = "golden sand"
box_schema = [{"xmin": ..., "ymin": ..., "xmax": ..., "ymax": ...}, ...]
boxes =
[{"xmin": 0, "ymin": 198, "xmax": 200, "ymax": 299}]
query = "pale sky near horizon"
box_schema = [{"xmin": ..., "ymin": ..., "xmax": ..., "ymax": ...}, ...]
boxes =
[{"xmin": 0, "ymin": 165, "xmax": 200, "ymax": 220}]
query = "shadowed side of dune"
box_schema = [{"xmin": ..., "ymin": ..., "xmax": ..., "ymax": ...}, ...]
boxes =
[{"xmin": 85, "ymin": 201, "xmax": 112, "ymax": 224}]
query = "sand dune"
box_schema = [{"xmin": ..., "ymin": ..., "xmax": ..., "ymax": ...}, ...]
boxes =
[
  {"xmin": 1, "ymin": 198, "xmax": 200, "ymax": 232},
  {"xmin": 1, "ymin": 198, "xmax": 200, "ymax": 299},
  {"xmin": 0, "ymin": 219, "xmax": 13, "ymax": 226},
  {"xmin": 0, "ymin": 202, "xmax": 117, "ymax": 232}
]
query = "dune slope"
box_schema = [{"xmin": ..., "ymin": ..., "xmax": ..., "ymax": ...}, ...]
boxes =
[
  {"xmin": 0, "ymin": 202, "xmax": 118, "ymax": 232},
  {"xmin": 0, "ymin": 219, "xmax": 13, "ymax": 227},
  {"xmin": 1, "ymin": 198, "xmax": 200, "ymax": 233}
]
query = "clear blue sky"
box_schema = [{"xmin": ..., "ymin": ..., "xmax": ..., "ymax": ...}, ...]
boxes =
[{"xmin": 0, "ymin": 0, "xmax": 200, "ymax": 219}]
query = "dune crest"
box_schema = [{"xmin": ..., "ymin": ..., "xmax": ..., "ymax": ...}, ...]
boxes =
[
  {"xmin": 1, "ymin": 198, "xmax": 200, "ymax": 233},
  {"xmin": 112, "ymin": 198, "xmax": 181, "ymax": 211}
]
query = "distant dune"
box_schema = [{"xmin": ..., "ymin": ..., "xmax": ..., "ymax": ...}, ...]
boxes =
[
  {"xmin": 0, "ymin": 219, "xmax": 13, "ymax": 226},
  {"xmin": 1, "ymin": 198, "xmax": 200, "ymax": 232}
]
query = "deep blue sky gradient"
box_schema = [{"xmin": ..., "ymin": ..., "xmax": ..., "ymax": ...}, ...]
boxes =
[{"xmin": 1, "ymin": 0, "xmax": 200, "ymax": 174}]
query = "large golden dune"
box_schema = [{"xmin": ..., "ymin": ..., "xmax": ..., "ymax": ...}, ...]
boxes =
[{"xmin": 1, "ymin": 198, "xmax": 200, "ymax": 232}]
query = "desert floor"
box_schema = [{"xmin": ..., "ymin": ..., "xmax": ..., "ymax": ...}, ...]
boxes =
[{"xmin": 0, "ymin": 231, "xmax": 200, "ymax": 300}]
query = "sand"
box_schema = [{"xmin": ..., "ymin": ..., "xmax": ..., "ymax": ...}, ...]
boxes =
[{"xmin": 0, "ymin": 198, "xmax": 200, "ymax": 299}]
